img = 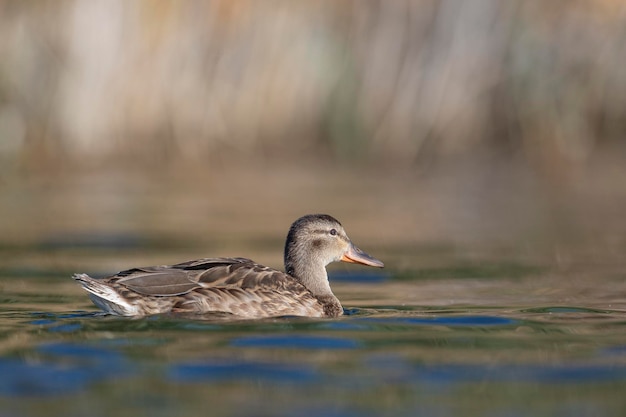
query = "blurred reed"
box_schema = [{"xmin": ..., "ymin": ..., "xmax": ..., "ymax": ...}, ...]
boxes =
[{"xmin": 0, "ymin": 0, "xmax": 624, "ymax": 174}]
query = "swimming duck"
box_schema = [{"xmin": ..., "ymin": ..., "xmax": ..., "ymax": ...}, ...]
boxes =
[{"xmin": 73, "ymin": 214, "xmax": 384, "ymax": 318}]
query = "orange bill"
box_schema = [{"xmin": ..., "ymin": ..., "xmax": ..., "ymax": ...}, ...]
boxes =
[{"xmin": 340, "ymin": 243, "xmax": 384, "ymax": 268}]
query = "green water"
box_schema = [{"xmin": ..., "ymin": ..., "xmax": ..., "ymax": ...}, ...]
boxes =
[{"xmin": 2, "ymin": 249, "xmax": 626, "ymax": 417}]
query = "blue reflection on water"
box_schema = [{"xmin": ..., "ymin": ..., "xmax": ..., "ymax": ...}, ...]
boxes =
[
  {"xmin": 231, "ymin": 334, "xmax": 361, "ymax": 349},
  {"xmin": 169, "ymin": 361, "xmax": 319, "ymax": 383},
  {"xmin": 3, "ymin": 307, "xmax": 626, "ymax": 408},
  {"xmin": 0, "ymin": 342, "xmax": 134, "ymax": 397},
  {"xmin": 602, "ymin": 345, "xmax": 626, "ymax": 356},
  {"xmin": 405, "ymin": 363, "xmax": 626, "ymax": 384},
  {"xmin": 0, "ymin": 358, "xmax": 94, "ymax": 396},
  {"xmin": 362, "ymin": 352, "xmax": 626, "ymax": 385}
]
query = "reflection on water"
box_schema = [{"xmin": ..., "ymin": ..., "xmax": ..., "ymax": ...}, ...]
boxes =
[{"xmin": 2, "ymin": 257, "xmax": 626, "ymax": 417}]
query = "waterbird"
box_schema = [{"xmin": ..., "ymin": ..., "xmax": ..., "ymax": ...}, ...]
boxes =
[{"xmin": 73, "ymin": 214, "xmax": 384, "ymax": 318}]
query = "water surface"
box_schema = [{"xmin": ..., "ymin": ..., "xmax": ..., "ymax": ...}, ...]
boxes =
[{"xmin": 2, "ymin": 248, "xmax": 626, "ymax": 417}]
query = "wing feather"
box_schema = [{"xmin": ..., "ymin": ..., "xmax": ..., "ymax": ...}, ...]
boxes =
[
  {"xmin": 116, "ymin": 270, "xmax": 200, "ymax": 296},
  {"xmin": 78, "ymin": 257, "xmax": 325, "ymax": 317}
]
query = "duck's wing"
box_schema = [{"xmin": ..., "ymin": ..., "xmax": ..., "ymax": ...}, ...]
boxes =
[
  {"xmin": 169, "ymin": 257, "xmax": 252, "ymax": 270},
  {"xmin": 112, "ymin": 257, "xmax": 304, "ymax": 296},
  {"xmin": 76, "ymin": 257, "xmax": 324, "ymax": 317},
  {"xmin": 114, "ymin": 269, "xmax": 201, "ymax": 296},
  {"xmin": 168, "ymin": 258, "xmax": 324, "ymax": 317},
  {"xmin": 173, "ymin": 257, "xmax": 307, "ymax": 293}
]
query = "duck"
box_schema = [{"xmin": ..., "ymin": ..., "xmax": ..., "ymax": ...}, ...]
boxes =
[{"xmin": 73, "ymin": 214, "xmax": 384, "ymax": 318}]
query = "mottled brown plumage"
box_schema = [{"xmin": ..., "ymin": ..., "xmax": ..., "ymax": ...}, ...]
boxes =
[{"xmin": 73, "ymin": 214, "xmax": 384, "ymax": 318}]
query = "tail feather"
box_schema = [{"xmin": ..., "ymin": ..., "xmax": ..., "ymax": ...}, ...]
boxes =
[{"xmin": 73, "ymin": 273, "xmax": 138, "ymax": 316}]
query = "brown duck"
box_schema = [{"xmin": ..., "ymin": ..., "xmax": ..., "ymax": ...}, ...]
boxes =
[{"xmin": 73, "ymin": 214, "xmax": 384, "ymax": 318}]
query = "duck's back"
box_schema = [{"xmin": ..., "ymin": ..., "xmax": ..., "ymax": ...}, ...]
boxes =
[{"xmin": 74, "ymin": 258, "xmax": 327, "ymax": 318}]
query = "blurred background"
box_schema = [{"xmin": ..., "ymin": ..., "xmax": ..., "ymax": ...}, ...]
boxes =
[{"xmin": 1, "ymin": 0, "xmax": 626, "ymax": 272}]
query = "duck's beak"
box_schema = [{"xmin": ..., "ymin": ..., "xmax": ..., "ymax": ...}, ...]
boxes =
[{"xmin": 341, "ymin": 243, "xmax": 384, "ymax": 268}]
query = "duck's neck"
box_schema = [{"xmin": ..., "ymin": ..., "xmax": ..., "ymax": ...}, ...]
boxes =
[
  {"xmin": 284, "ymin": 246, "xmax": 334, "ymax": 299},
  {"xmin": 284, "ymin": 236, "xmax": 343, "ymax": 317},
  {"xmin": 285, "ymin": 257, "xmax": 334, "ymax": 297}
]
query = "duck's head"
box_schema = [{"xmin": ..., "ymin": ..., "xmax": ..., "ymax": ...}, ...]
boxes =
[{"xmin": 284, "ymin": 214, "xmax": 384, "ymax": 278}]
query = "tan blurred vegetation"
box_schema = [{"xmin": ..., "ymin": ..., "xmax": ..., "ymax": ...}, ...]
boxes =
[{"xmin": 0, "ymin": 0, "xmax": 626, "ymax": 266}]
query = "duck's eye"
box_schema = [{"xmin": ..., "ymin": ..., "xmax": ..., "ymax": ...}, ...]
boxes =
[{"xmin": 329, "ymin": 228, "xmax": 337, "ymax": 236}]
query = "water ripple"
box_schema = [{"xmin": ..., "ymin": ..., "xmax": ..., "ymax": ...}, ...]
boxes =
[
  {"xmin": 169, "ymin": 360, "xmax": 319, "ymax": 383},
  {"xmin": 230, "ymin": 334, "xmax": 361, "ymax": 349}
]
